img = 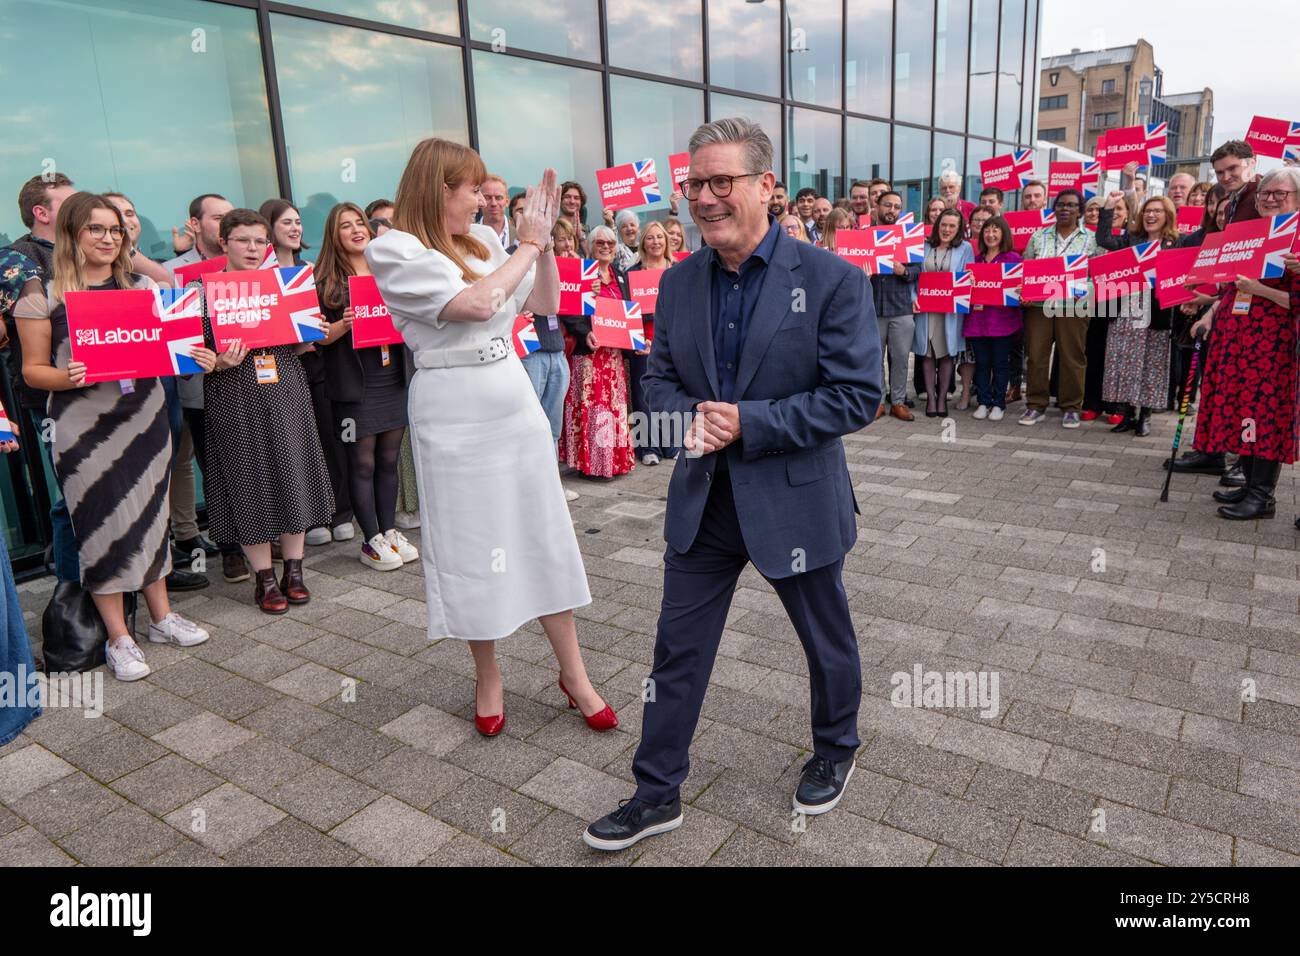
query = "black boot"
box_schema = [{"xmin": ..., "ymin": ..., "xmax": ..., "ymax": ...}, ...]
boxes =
[
  {"xmin": 1213, "ymin": 456, "xmax": 1252, "ymax": 503},
  {"xmin": 1110, "ymin": 405, "xmax": 1136, "ymax": 433},
  {"xmin": 1167, "ymin": 450, "xmax": 1225, "ymax": 473},
  {"xmin": 1219, "ymin": 459, "xmax": 1247, "ymax": 487},
  {"xmin": 1134, "ymin": 407, "xmax": 1152, "ymax": 437},
  {"xmin": 1218, "ymin": 459, "xmax": 1280, "ymax": 520}
]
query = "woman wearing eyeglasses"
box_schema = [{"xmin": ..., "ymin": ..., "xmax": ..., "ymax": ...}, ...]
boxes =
[
  {"xmin": 1186, "ymin": 167, "xmax": 1300, "ymax": 520},
  {"xmin": 13, "ymin": 193, "xmax": 213, "ymax": 681},
  {"xmin": 201, "ymin": 208, "xmax": 336, "ymax": 613},
  {"xmin": 559, "ymin": 224, "xmax": 637, "ymax": 479}
]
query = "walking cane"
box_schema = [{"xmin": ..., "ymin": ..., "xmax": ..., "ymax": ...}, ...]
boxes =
[{"xmin": 1160, "ymin": 331, "xmax": 1205, "ymax": 503}]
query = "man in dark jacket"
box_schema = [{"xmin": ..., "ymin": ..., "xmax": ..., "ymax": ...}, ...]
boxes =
[{"xmin": 870, "ymin": 190, "xmax": 921, "ymax": 421}]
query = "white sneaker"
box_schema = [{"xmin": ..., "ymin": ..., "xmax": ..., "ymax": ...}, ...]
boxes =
[
  {"xmin": 148, "ymin": 612, "xmax": 210, "ymax": 647},
  {"xmin": 989, "ymin": 406, "xmax": 1005, "ymax": 421},
  {"xmin": 106, "ymin": 637, "xmax": 151, "ymax": 682},
  {"xmin": 332, "ymin": 522, "xmax": 356, "ymax": 542},
  {"xmin": 305, "ymin": 527, "xmax": 331, "ymax": 546},
  {"xmin": 395, "ymin": 511, "xmax": 421, "ymax": 530},
  {"xmin": 384, "ymin": 529, "xmax": 419, "ymax": 564},
  {"xmin": 972, "ymin": 405, "xmax": 990, "ymax": 420},
  {"xmin": 564, "ymin": 488, "xmax": 579, "ymax": 502},
  {"xmin": 360, "ymin": 534, "xmax": 402, "ymax": 572},
  {"xmin": 641, "ymin": 453, "xmax": 660, "ymax": 466}
]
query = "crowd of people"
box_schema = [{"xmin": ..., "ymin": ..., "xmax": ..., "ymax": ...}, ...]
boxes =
[{"xmin": 0, "ymin": 129, "xmax": 1296, "ymax": 715}]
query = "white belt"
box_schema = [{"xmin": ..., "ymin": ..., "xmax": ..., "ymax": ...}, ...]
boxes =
[{"xmin": 414, "ymin": 337, "xmax": 510, "ymax": 369}]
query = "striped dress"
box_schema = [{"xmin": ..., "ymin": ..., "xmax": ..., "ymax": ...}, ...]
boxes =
[{"xmin": 22, "ymin": 275, "xmax": 173, "ymax": 594}]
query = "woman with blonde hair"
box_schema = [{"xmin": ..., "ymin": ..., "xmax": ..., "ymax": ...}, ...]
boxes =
[
  {"xmin": 627, "ymin": 220, "xmax": 676, "ymax": 465},
  {"xmin": 366, "ymin": 138, "xmax": 616, "ymax": 736},
  {"xmin": 14, "ymin": 193, "xmax": 212, "ymax": 680},
  {"xmin": 662, "ymin": 216, "xmax": 688, "ymax": 257},
  {"xmin": 780, "ymin": 213, "xmax": 810, "ymax": 242}
]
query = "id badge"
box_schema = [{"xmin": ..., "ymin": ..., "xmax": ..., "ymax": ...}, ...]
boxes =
[
  {"xmin": 254, "ymin": 353, "xmax": 279, "ymax": 384},
  {"xmin": 547, "ymin": 315, "xmax": 559, "ymax": 332},
  {"xmin": 380, "ymin": 344, "xmax": 392, "ymax": 367},
  {"xmin": 1232, "ymin": 291, "xmax": 1252, "ymax": 315}
]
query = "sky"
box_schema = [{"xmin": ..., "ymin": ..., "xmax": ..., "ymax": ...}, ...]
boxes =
[{"xmin": 1038, "ymin": 0, "xmax": 1293, "ymax": 152}]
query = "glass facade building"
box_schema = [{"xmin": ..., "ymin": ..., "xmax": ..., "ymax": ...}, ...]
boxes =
[{"xmin": 0, "ymin": 0, "xmax": 1040, "ymax": 571}]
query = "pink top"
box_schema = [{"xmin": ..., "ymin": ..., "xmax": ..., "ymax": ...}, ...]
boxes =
[{"xmin": 962, "ymin": 250, "xmax": 1024, "ymax": 338}]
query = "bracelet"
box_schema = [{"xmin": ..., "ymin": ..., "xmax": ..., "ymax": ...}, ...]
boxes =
[{"xmin": 517, "ymin": 238, "xmax": 550, "ymax": 255}]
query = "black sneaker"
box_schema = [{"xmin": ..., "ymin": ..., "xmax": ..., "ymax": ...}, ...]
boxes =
[
  {"xmin": 583, "ymin": 797, "xmax": 683, "ymax": 852},
  {"xmin": 165, "ymin": 569, "xmax": 209, "ymax": 592},
  {"xmin": 792, "ymin": 755, "xmax": 855, "ymax": 816}
]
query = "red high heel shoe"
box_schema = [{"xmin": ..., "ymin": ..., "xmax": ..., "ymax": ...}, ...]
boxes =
[
  {"xmin": 474, "ymin": 683, "xmax": 505, "ymax": 737},
  {"xmin": 559, "ymin": 678, "xmax": 618, "ymax": 732}
]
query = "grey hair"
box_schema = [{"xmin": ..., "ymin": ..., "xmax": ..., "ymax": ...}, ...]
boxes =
[
  {"xmin": 687, "ymin": 117, "xmax": 774, "ymax": 174},
  {"xmin": 614, "ymin": 209, "xmax": 640, "ymax": 229},
  {"xmin": 938, "ymin": 169, "xmax": 962, "ymax": 186},
  {"xmin": 1259, "ymin": 165, "xmax": 1300, "ymax": 199},
  {"xmin": 587, "ymin": 224, "xmax": 617, "ymax": 245}
]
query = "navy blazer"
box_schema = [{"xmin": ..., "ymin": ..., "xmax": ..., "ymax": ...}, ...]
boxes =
[{"xmin": 644, "ymin": 229, "xmax": 883, "ymax": 579}]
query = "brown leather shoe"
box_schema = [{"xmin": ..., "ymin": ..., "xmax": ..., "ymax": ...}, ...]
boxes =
[
  {"xmin": 890, "ymin": 403, "xmax": 914, "ymax": 422},
  {"xmin": 876, "ymin": 403, "xmax": 889, "ymax": 420},
  {"xmin": 1006, "ymin": 384, "xmax": 1022, "ymax": 404},
  {"xmin": 253, "ymin": 568, "xmax": 289, "ymax": 615},
  {"xmin": 279, "ymin": 557, "xmax": 310, "ymax": 605}
]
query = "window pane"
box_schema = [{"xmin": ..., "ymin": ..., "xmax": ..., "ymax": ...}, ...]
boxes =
[
  {"xmin": 285, "ymin": 0, "xmax": 458, "ymax": 34},
  {"xmin": 610, "ymin": 76, "xmax": 703, "ymax": 213},
  {"xmin": 468, "ymin": 0, "xmax": 599, "ymax": 61},
  {"xmin": 786, "ymin": 0, "xmax": 841, "ymax": 109},
  {"xmin": 272, "ymin": 16, "xmax": 467, "ymax": 257},
  {"xmin": 786, "ymin": 107, "xmax": 842, "ymax": 201},
  {"xmin": 968, "ymin": 0, "xmax": 998, "ymax": 137},
  {"xmin": 966, "ymin": 138, "xmax": 994, "ymax": 205},
  {"xmin": 996, "ymin": 0, "xmax": 1026, "ymax": 143},
  {"xmin": 607, "ymin": 0, "xmax": 702, "ymax": 82},
  {"xmin": 847, "ymin": 117, "xmax": 890, "ymax": 184},
  {"xmin": 894, "ymin": 0, "xmax": 935, "ymax": 126},
  {"xmin": 934, "ymin": 0, "xmax": 970, "ymax": 132},
  {"xmin": 894, "ymin": 126, "xmax": 931, "ymax": 218},
  {"xmin": 707, "ymin": 0, "xmax": 779, "ymax": 97},
  {"xmin": 0, "ymin": 0, "xmax": 277, "ymax": 258},
  {"xmin": 845, "ymin": 0, "xmax": 891, "ymax": 117},
  {"xmin": 1021, "ymin": 0, "xmax": 1039, "ymax": 146},
  {"xmin": 933, "ymin": 132, "xmax": 965, "ymax": 201},
  {"xmin": 472, "ymin": 52, "xmax": 605, "ymax": 230},
  {"xmin": 710, "ymin": 93, "xmax": 783, "ymax": 168}
]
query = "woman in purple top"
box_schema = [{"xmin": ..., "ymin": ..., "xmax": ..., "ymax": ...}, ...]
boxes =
[{"xmin": 964, "ymin": 216, "xmax": 1023, "ymax": 421}]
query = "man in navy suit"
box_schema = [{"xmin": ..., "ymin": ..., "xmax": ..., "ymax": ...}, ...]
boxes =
[{"xmin": 584, "ymin": 118, "xmax": 883, "ymax": 851}]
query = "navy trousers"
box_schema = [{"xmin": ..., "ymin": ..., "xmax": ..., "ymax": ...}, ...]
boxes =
[{"xmin": 631, "ymin": 471, "xmax": 862, "ymax": 805}]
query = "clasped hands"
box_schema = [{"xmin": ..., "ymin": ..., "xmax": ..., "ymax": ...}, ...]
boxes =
[{"xmin": 685, "ymin": 401, "xmax": 741, "ymax": 455}]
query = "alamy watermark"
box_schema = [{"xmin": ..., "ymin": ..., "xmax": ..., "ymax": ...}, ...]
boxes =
[
  {"xmin": 890, "ymin": 664, "xmax": 1000, "ymax": 718},
  {"xmin": 1, "ymin": 666, "xmax": 103, "ymax": 718}
]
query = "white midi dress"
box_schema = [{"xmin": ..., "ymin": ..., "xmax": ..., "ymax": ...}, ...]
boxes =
[{"xmin": 366, "ymin": 224, "xmax": 591, "ymax": 640}]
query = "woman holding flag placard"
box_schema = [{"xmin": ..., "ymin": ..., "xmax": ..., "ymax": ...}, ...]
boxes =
[
  {"xmin": 912, "ymin": 208, "xmax": 974, "ymax": 419},
  {"xmin": 316, "ymin": 201, "xmax": 418, "ymax": 573},
  {"xmin": 366, "ymin": 138, "xmax": 615, "ymax": 737},
  {"xmin": 13, "ymin": 193, "xmax": 212, "ymax": 681},
  {"xmin": 627, "ymin": 220, "xmax": 676, "ymax": 465},
  {"xmin": 201, "ymin": 208, "xmax": 335, "ymax": 615}
]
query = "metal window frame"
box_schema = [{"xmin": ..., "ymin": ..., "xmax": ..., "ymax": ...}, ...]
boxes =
[{"xmin": 200, "ymin": 0, "xmax": 1040, "ymax": 208}]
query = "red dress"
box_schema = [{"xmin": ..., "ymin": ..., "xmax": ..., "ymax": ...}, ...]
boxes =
[
  {"xmin": 1193, "ymin": 272, "xmax": 1300, "ymax": 464},
  {"xmin": 560, "ymin": 276, "xmax": 635, "ymax": 478}
]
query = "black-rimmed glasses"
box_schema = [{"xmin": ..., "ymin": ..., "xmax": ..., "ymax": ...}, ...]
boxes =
[{"xmin": 676, "ymin": 172, "xmax": 763, "ymax": 200}]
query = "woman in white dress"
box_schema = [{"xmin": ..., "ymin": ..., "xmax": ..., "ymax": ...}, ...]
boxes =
[{"xmin": 366, "ymin": 138, "xmax": 617, "ymax": 737}]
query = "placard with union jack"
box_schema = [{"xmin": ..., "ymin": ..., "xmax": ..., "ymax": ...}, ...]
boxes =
[
  {"xmin": 65, "ymin": 286, "xmax": 206, "ymax": 382},
  {"xmin": 980, "ymin": 148, "xmax": 1036, "ymax": 191},
  {"xmin": 898, "ymin": 223, "xmax": 928, "ymax": 264},
  {"xmin": 0, "ymin": 398, "xmax": 13, "ymax": 444},
  {"xmin": 1022, "ymin": 255, "xmax": 1090, "ymax": 302},
  {"xmin": 590, "ymin": 298, "xmax": 646, "ymax": 350},
  {"xmin": 556, "ymin": 257, "xmax": 600, "ymax": 315},
  {"xmin": 968, "ymin": 261, "xmax": 1023, "ymax": 307},
  {"xmin": 204, "ymin": 265, "xmax": 326, "ymax": 351},
  {"xmin": 1089, "ymin": 240, "xmax": 1161, "ymax": 300},
  {"xmin": 1100, "ymin": 123, "xmax": 1166, "ymax": 169},
  {"xmin": 1245, "ymin": 115, "xmax": 1300, "ymax": 162},
  {"xmin": 915, "ymin": 270, "xmax": 973, "ymax": 314},
  {"xmin": 1003, "ymin": 209, "xmax": 1056, "ymax": 253},
  {"xmin": 596, "ymin": 159, "xmax": 661, "ymax": 210},
  {"xmin": 511, "ymin": 313, "xmax": 540, "ymax": 358}
]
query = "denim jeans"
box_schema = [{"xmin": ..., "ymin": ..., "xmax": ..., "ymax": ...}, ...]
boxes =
[
  {"xmin": 521, "ymin": 349, "xmax": 569, "ymax": 443},
  {"xmin": 0, "ymin": 531, "xmax": 40, "ymax": 745},
  {"xmin": 28, "ymin": 408, "xmax": 80, "ymax": 582},
  {"xmin": 969, "ymin": 334, "xmax": 1014, "ymax": 410}
]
